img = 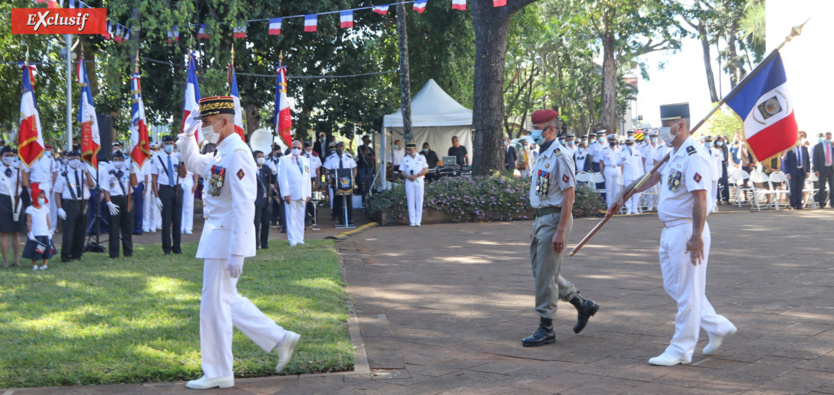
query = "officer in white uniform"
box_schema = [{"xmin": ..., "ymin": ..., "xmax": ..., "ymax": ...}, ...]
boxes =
[
  {"xmin": 706, "ymin": 136, "xmax": 723, "ymax": 211},
  {"xmin": 564, "ymin": 133, "xmax": 578, "ymax": 156},
  {"xmin": 143, "ymin": 143, "xmax": 160, "ymax": 233},
  {"xmin": 620, "ymin": 136, "xmax": 644, "ymax": 215},
  {"xmin": 609, "ymin": 103, "xmax": 735, "ymax": 366},
  {"xmin": 400, "ymin": 142, "xmax": 429, "ymax": 227},
  {"xmin": 100, "ymin": 151, "xmax": 137, "ymax": 258},
  {"xmin": 641, "ymin": 131, "xmax": 663, "ymax": 209},
  {"xmin": 599, "ymin": 135, "xmax": 622, "ymax": 208},
  {"xmin": 522, "ymin": 109, "xmax": 599, "ymax": 348},
  {"xmin": 53, "ymin": 151, "xmax": 94, "ymax": 263},
  {"xmin": 177, "ymin": 97, "xmax": 299, "ymax": 390},
  {"xmin": 323, "ymin": 143, "xmax": 357, "ymax": 225},
  {"xmin": 279, "ymin": 140, "xmax": 312, "ymax": 246},
  {"xmin": 180, "ymin": 166, "xmax": 198, "ymax": 235}
]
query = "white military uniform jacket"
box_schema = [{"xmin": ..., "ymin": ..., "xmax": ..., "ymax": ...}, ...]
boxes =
[
  {"xmin": 278, "ymin": 154, "xmax": 312, "ymax": 201},
  {"xmin": 400, "ymin": 153, "xmax": 428, "ymax": 182},
  {"xmin": 529, "ymin": 141, "xmax": 576, "ymax": 208},
  {"xmin": 658, "ymin": 137, "xmax": 712, "ymax": 224},
  {"xmin": 620, "ymin": 145, "xmax": 644, "ymax": 179},
  {"xmin": 177, "ymin": 133, "xmax": 256, "ymax": 259},
  {"xmin": 600, "ymin": 146, "xmax": 622, "ymax": 168},
  {"xmin": 709, "ymin": 147, "xmax": 723, "ymax": 182}
]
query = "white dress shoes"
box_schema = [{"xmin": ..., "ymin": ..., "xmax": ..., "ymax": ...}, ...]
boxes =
[
  {"xmin": 185, "ymin": 375, "xmax": 234, "ymax": 390},
  {"xmin": 704, "ymin": 325, "xmax": 737, "ymax": 355},
  {"xmin": 648, "ymin": 353, "xmax": 688, "ymax": 366},
  {"xmin": 275, "ymin": 331, "xmax": 301, "ymax": 373}
]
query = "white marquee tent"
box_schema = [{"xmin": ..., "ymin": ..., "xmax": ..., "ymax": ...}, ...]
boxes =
[{"xmin": 378, "ymin": 79, "xmax": 473, "ymax": 186}]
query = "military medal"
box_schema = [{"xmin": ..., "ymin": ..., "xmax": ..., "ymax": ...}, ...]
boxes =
[
  {"xmin": 208, "ymin": 166, "xmax": 226, "ymax": 197},
  {"xmin": 668, "ymin": 170, "xmax": 682, "ymax": 192},
  {"xmin": 536, "ymin": 170, "xmax": 551, "ymax": 198}
]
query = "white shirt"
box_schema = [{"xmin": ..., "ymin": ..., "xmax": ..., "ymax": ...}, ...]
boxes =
[
  {"xmin": 151, "ymin": 152, "xmax": 181, "ymax": 187},
  {"xmin": 653, "ymin": 144, "xmax": 670, "ymax": 165},
  {"xmin": 304, "ymin": 152, "xmax": 322, "ymax": 177},
  {"xmin": 529, "ymin": 141, "xmax": 575, "ymax": 208},
  {"xmin": 267, "ymin": 156, "xmax": 280, "ymax": 176},
  {"xmin": 400, "ymin": 153, "xmax": 428, "ymax": 182},
  {"xmin": 600, "ymin": 146, "xmax": 622, "ymax": 168},
  {"xmin": 278, "ymin": 154, "xmax": 312, "ymax": 201},
  {"xmin": 27, "ymin": 155, "xmax": 57, "ymax": 188},
  {"xmin": 100, "ymin": 163, "xmax": 132, "ymax": 197},
  {"xmin": 588, "ymin": 141, "xmax": 603, "ymax": 161},
  {"xmin": 26, "ymin": 205, "xmax": 50, "ymax": 236},
  {"xmin": 620, "ymin": 145, "xmax": 644, "ymax": 179},
  {"xmin": 323, "ymin": 153, "xmax": 357, "ymax": 171},
  {"xmin": 0, "ymin": 164, "xmax": 25, "ymax": 196},
  {"xmin": 388, "ymin": 148, "xmax": 405, "ymax": 166},
  {"xmin": 709, "ymin": 147, "xmax": 723, "ymax": 182},
  {"xmin": 658, "ymin": 137, "xmax": 712, "ymax": 223},
  {"xmin": 53, "ymin": 167, "xmax": 91, "ymax": 200}
]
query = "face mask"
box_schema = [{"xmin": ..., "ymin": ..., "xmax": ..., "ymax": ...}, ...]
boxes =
[
  {"xmin": 38, "ymin": 197, "xmax": 46, "ymax": 206},
  {"xmin": 626, "ymin": 142, "xmax": 634, "ymax": 146},
  {"xmin": 658, "ymin": 126, "xmax": 676, "ymax": 146},
  {"xmin": 716, "ymin": 141, "xmax": 724, "ymax": 147},
  {"xmin": 599, "ymin": 138, "xmax": 605, "ymax": 143},
  {"xmin": 113, "ymin": 161, "xmax": 124, "ymax": 169},
  {"xmin": 422, "ymin": 148, "xmax": 428, "ymax": 153},
  {"xmin": 529, "ymin": 129, "xmax": 546, "ymax": 145},
  {"xmin": 826, "ymin": 139, "xmax": 832, "ymax": 145},
  {"xmin": 609, "ymin": 143, "xmax": 617, "ymax": 148},
  {"xmin": 578, "ymin": 147, "xmax": 584, "ymax": 154},
  {"xmin": 651, "ymin": 137, "xmax": 658, "ymax": 143},
  {"xmin": 69, "ymin": 159, "xmax": 81, "ymax": 169},
  {"xmin": 201, "ymin": 123, "xmax": 221, "ymax": 145},
  {"xmin": 320, "ymin": 135, "xmax": 326, "ymax": 141},
  {"xmin": 394, "ymin": 145, "xmax": 400, "ymax": 150},
  {"xmin": 410, "ymin": 152, "xmax": 417, "ymax": 157},
  {"xmin": 337, "ymin": 149, "xmax": 344, "ymax": 156},
  {"xmin": 292, "ymin": 148, "xmax": 301, "ymax": 156},
  {"xmin": 559, "ymin": 139, "xmax": 565, "ymax": 145},
  {"xmin": 819, "ymin": 137, "xmax": 824, "ymax": 143},
  {"xmin": 2, "ymin": 157, "xmax": 13, "ymax": 166},
  {"xmin": 706, "ymin": 142, "xmax": 713, "ymax": 148},
  {"xmin": 164, "ymin": 145, "xmax": 173, "ymax": 154},
  {"xmin": 256, "ymin": 158, "xmax": 266, "ymax": 165},
  {"xmin": 305, "ymin": 149, "xmax": 313, "ymax": 155},
  {"xmin": 568, "ymin": 141, "xmax": 574, "ymax": 146}
]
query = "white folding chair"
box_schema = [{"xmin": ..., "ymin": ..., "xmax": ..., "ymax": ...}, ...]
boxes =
[
  {"xmin": 731, "ymin": 169, "xmax": 755, "ymax": 208},
  {"xmin": 749, "ymin": 171, "xmax": 774, "ymax": 211},
  {"xmin": 768, "ymin": 171, "xmax": 790, "ymax": 210},
  {"xmin": 804, "ymin": 172, "xmax": 819, "ymax": 209}
]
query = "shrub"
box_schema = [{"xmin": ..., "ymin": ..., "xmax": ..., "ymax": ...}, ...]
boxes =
[{"xmin": 368, "ymin": 172, "xmax": 604, "ymax": 223}]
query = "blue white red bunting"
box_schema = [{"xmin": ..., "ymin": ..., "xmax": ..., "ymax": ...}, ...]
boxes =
[
  {"xmin": 452, "ymin": 0, "xmax": 466, "ymax": 10},
  {"xmin": 304, "ymin": 14, "xmax": 317, "ymax": 33},
  {"xmin": 373, "ymin": 5, "xmax": 390, "ymax": 15},
  {"xmin": 269, "ymin": 18, "xmax": 282, "ymax": 35},
  {"xmin": 413, "ymin": 0, "xmax": 427, "ymax": 13},
  {"xmin": 233, "ymin": 25, "xmax": 247, "ymax": 39},
  {"xmin": 198, "ymin": 24, "xmax": 209, "ymax": 39},
  {"xmin": 340, "ymin": 10, "xmax": 354, "ymax": 29}
]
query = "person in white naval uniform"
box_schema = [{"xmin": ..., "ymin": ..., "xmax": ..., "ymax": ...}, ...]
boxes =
[
  {"xmin": 177, "ymin": 97, "xmax": 300, "ymax": 390},
  {"xmin": 599, "ymin": 135, "xmax": 623, "ymax": 209},
  {"xmin": 620, "ymin": 136, "xmax": 644, "ymax": 215},
  {"xmin": 609, "ymin": 103, "xmax": 735, "ymax": 367},
  {"xmin": 180, "ymin": 166, "xmax": 198, "ymax": 235},
  {"xmin": 400, "ymin": 142, "xmax": 429, "ymax": 227},
  {"xmin": 279, "ymin": 141, "xmax": 312, "ymax": 246}
]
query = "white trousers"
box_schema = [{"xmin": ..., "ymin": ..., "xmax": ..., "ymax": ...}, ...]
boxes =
[
  {"xmin": 43, "ymin": 185, "xmax": 57, "ymax": 233},
  {"xmin": 284, "ymin": 199, "xmax": 306, "ymax": 245},
  {"xmin": 604, "ymin": 168, "xmax": 621, "ymax": 208},
  {"xmin": 181, "ymin": 184, "xmax": 194, "ymax": 233},
  {"xmin": 711, "ymin": 180, "xmax": 719, "ymax": 212},
  {"xmin": 659, "ymin": 222, "xmax": 734, "ymax": 362},
  {"xmin": 623, "ymin": 176, "xmax": 640, "ymax": 213},
  {"xmin": 329, "ymin": 187, "xmax": 334, "ymax": 209},
  {"xmin": 405, "ymin": 179, "xmax": 424, "ymax": 225},
  {"xmin": 200, "ymin": 258, "xmax": 287, "ymax": 379}
]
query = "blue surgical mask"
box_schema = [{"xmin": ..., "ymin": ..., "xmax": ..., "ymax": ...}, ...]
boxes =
[
  {"xmin": 826, "ymin": 139, "xmax": 832, "ymax": 145},
  {"xmin": 422, "ymin": 148, "xmax": 428, "ymax": 153},
  {"xmin": 716, "ymin": 141, "xmax": 724, "ymax": 147},
  {"xmin": 530, "ymin": 129, "xmax": 546, "ymax": 145},
  {"xmin": 559, "ymin": 139, "xmax": 565, "ymax": 145},
  {"xmin": 598, "ymin": 137, "xmax": 605, "ymax": 143},
  {"xmin": 164, "ymin": 145, "xmax": 173, "ymax": 154},
  {"xmin": 819, "ymin": 137, "xmax": 824, "ymax": 143},
  {"xmin": 706, "ymin": 142, "xmax": 713, "ymax": 148},
  {"xmin": 568, "ymin": 140, "xmax": 575, "ymax": 146},
  {"xmin": 395, "ymin": 144, "xmax": 400, "ymax": 150},
  {"xmin": 578, "ymin": 147, "xmax": 584, "ymax": 154}
]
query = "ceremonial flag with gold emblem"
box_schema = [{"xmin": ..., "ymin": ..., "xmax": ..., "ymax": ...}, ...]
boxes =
[
  {"xmin": 78, "ymin": 59, "xmax": 100, "ymax": 167},
  {"xmin": 18, "ymin": 63, "xmax": 44, "ymax": 168}
]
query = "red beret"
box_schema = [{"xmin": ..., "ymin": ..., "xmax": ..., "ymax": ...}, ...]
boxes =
[
  {"xmin": 44, "ymin": 144, "xmax": 53, "ymax": 150},
  {"xmin": 531, "ymin": 109, "xmax": 559, "ymax": 124}
]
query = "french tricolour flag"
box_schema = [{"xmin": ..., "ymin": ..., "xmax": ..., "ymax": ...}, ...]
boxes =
[
  {"xmin": 274, "ymin": 65, "xmax": 293, "ymax": 147},
  {"xmin": 233, "ymin": 25, "xmax": 246, "ymax": 39},
  {"xmin": 198, "ymin": 24, "xmax": 209, "ymax": 39},
  {"xmin": 228, "ymin": 64, "xmax": 246, "ymax": 141},
  {"xmin": 413, "ymin": 0, "xmax": 427, "ymax": 13},
  {"xmin": 726, "ymin": 51, "xmax": 798, "ymax": 162},
  {"xmin": 18, "ymin": 63, "xmax": 44, "ymax": 168},
  {"xmin": 452, "ymin": 0, "xmax": 466, "ymax": 11},
  {"xmin": 129, "ymin": 74, "xmax": 150, "ymax": 167},
  {"xmin": 373, "ymin": 5, "xmax": 389, "ymax": 15},
  {"xmin": 340, "ymin": 11, "xmax": 354, "ymax": 29},
  {"xmin": 304, "ymin": 14, "xmax": 317, "ymax": 33},
  {"xmin": 182, "ymin": 52, "xmax": 202, "ymax": 142},
  {"xmin": 78, "ymin": 60, "xmax": 100, "ymax": 167},
  {"xmin": 269, "ymin": 18, "xmax": 282, "ymax": 35}
]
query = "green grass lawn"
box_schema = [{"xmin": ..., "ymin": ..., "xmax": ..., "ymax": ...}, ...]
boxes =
[{"xmin": 0, "ymin": 240, "xmax": 354, "ymax": 388}]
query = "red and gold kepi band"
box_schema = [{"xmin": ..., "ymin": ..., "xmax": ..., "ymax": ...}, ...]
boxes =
[
  {"xmin": 199, "ymin": 96, "xmax": 236, "ymax": 118},
  {"xmin": 531, "ymin": 109, "xmax": 559, "ymax": 124}
]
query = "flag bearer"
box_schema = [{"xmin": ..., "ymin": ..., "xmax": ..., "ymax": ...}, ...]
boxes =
[
  {"xmin": 400, "ymin": 142, "xmax": 428, "ymax": 227},
  {"xmin": 609, "ymin": 103, "xmax": 736, "ymax": 366},
  {"xmin": 522, "ymin": 109, "xmax": 600, "ymax": 348}
]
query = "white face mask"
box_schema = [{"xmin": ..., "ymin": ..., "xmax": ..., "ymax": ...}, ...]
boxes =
[
  {"xmin": 658, "ymin": 126, "xmax": 676, "ymax": 147},
  {"xmin": 256, "ymin": 158, "xmax": 266, "ymax": 165},
  {"xmin": 305, "ymin": 149, "xmax": 313, "ymax": 155},
  {"xmin": 113, "ymin": 161, "xmax": 124, "ymax": 169},
  {"xmin": 164, "ymin": 145, "xmax": 173, "ymax": 154},
  {"xmin": 2, "ymin": 157, "xmax": 13, "ymax": 166},
  {"xmin": 68, "ymin": 159, "xmax": 81, "ymax": 169},
  {"xmin": 201, "ymin": 123, "xmax": 222, "ymax": 145},
  {"xmin": 292, "ymin": 148, "xmax": 301, "ymax": 156},
  {"xmin": 38, "ymin": 197, "xmax": 46, "ymax": 205}
]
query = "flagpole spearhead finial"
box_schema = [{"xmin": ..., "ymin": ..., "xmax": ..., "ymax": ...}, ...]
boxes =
[
  {"xmin": 279, "ymin": 50, "xmax": 284, "ymax": 65},
  {"xmin": 790, "ymin": 18, "xmax": 809, "ymax": 40}
]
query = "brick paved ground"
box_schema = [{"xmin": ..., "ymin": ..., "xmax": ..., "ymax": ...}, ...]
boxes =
[{"xmin": 7, "ymin": 209, "xmax": 834, "ymax": 394}]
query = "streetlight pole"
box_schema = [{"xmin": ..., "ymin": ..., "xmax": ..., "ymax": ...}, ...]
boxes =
[{"xmin": 65, "ymin": 33, "xmax": 72, "ymax": 151}]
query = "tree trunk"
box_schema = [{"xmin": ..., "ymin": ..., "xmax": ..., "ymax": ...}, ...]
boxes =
[
  {"xmin": 599, "ymin": 32, "xmax": 618, "ymax": 134},
  {"xmin": 697, "ymin": 22, "xmax": 719, "ymax": 103},
  {"xmin": 244, "ymin": 102, "xmax": 258, "ymax": 142},
  {"xmin": 396, "ymin": 3, "xmax": 413, "ymax": 144}
]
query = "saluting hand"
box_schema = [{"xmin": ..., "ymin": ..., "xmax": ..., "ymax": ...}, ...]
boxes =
[{"xmin": 685, "ymin": 235, "xmax": 705, "ymax": 266}]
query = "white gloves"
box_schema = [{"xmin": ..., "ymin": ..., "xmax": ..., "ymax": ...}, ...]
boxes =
[
  {"xmin": 58, "ymin": 208, "xmax": 67, "ymax": 220},
  {"xmin": 27, "ymin": 232, "xmax": 36, "ymax": 241},
  {"xmin": 227, "ymin": 255, "xmax": 244, "ymax": 279},
  {"xmin": 156, "ymin": 197, "xmax": 164, "ymax": 210},
  {"xmin": 183, "ymin": 106, "xmax": 201, "ymax": 137},
  {"xmin": 106, "ymin": 201, "xmax": 120, "ymax": 216}
]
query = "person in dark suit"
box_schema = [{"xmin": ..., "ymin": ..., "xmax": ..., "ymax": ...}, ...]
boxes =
[
  {"xmin": 504, "ymin": 137, "xmax": 518, "ymax": 171},
  {"xmin": 812, "ymin": 132, "xmax": 834, "ymax": 208},
  {"xmin": 312, "ymin": 132, "xmax": 329, "ymax": 159},
  {"xmin": 253, "ymin": 150, "xmax": 275, "ymax": 248},
  {"xmin": 782, "ymin": 143, "xmax": 811, "ymax": 209},
  {"xmin": 420, "ymin": 142, "xmax": 440, "ymax": 183}
]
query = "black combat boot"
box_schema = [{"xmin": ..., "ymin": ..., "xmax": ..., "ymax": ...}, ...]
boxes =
[
  {"xmin": 569, "ymin": 295, "xmax": 599, "ymax": 334},
  {"xmin": 521, "ymin": 317, "xmax": 556, "ymax": 347}
]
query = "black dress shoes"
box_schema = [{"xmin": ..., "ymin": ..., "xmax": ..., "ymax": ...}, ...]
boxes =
[
  {"xmin": 569, "ymin": 295, "xmax": 599, "ymax": 334},
  {"xmin": 522, "ymin": 317, "xmax": 555, "ymax": 347}
]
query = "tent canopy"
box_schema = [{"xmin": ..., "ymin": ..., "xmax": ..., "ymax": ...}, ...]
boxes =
[{"xmin": 380, "ymin": 79, "xmax": 474, "ymax": 169}]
